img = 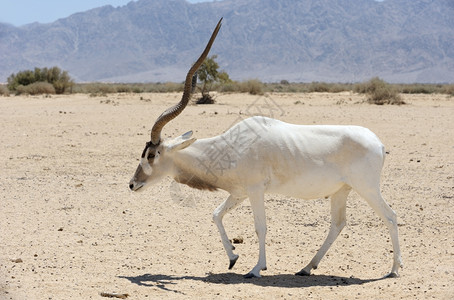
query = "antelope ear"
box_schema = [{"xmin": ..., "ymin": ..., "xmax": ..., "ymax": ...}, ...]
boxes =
[{"xmin": 167, "ymin": 131, "xmax": 197, "ymax": 152}]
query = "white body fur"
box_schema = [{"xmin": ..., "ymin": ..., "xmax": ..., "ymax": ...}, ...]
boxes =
[{"xmin": 130, "ymin": 116, "xmax": 402, "ymax": 278}]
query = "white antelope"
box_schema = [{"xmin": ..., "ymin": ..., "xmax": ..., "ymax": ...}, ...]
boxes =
[{"xmin": 129, "ymin": 18, "xmax": 403, "ymax": 278}]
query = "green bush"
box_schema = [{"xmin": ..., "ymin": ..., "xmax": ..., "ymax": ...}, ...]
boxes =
[
  {"xmin": 7, "ymin": 66, "xmax": 73, "ymax": 94},
  {"xmin": 15, "ymin": 82, "xmax": 56, "ymax": 95}
]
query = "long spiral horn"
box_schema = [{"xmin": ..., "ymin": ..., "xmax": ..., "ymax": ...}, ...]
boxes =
[{"xmin": 150, "ymin": 18, "xmax": 223, "ymax": 145}]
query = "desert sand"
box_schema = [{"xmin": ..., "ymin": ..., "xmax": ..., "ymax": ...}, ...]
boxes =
[{"xmin": 1, "ymin": 92, "xmax": 453, "ymax": 299}]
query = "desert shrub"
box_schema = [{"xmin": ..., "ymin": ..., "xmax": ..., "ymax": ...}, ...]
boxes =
[
  {"xmin": 74, "ymin": 82, "xmax": 184, "ymax": 94},
  {"xmin": 0, "ymin": 85, "xmax": 9, "ymax": 96},
  {"xmin": 308, "ymin": 81, "xmax": 331, "ymax": 93},
  {"xmin": 145, "ymin": 82, "xmax": 183, "ymax": 93},
  {"xmin": 266, "ymin": 84, "xmax": 285, "ymax": 92},
  {"xmin": 50, "ymin": 68, "xmax": 73, "ymax": 94},
  {"xmin": 353, "ymin": 81, "xmax": 370, "ymax": 94},
  {"xmin": 53, "ymin": 79, "xmax": 72, "ymax": 94},
  {"xmin": 112, "ymin": 83, "xmax": 145, "ymax": 93},
  {"xmin": 285, "ymin": 83, "xmax": 311, "ymax": 93},
  {"xmin": 84, "ymin": 83, "xmax": 116, "ymax": 95},
  {"xmin": 7, "ymin": 66, "xmax": 73, "ymax": 94},
  {"xmin": 114, "ymin": 84, "xmax": 133, "ymax": 93},
  {"xmin": 441, "ymin": 84, "xmax": 454, "ymax": 96},
  {"xmin": 239, "ymin": 79, "xmax": 264, "ymax": 95},
  {"xmin": 330, "ymin": 83, "xmax": 352, "ymax": 93},
  {"xmin": 74, "ymin": 83, "xmax": 146, "ymax": 94},
  {"xmin": 132, "ymin": 86, "xmax": 144, "ymax": 93},
  {"xmin": 217, "ymin": 81, "xmax": 239, "ymax": 93},
  {"xmin": 356, "ymin": 77, "xmax": 404, "ymax": 105},
  {"xmin": 15, "ymin": 82, "xmax": 56, "ymax": 95},
  {"xmin": 397, "ymin": 84, "xmax": 436, "ymax": 94}
]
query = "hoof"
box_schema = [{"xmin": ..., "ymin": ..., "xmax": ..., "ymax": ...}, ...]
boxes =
[
  {"xmin": 228, "ymin": 255, "xmax": 239, "ymax": 270},
  {"xmin": 385, "ymin": 271, "xmax": 399, "ymax": 278},
  {"xmin": 243, "ymin": 272, "xmax": 261, "ymax": 279},
  {"xmin": 295, "ymin": 269, "xmax": 311, "ymax": 276}
]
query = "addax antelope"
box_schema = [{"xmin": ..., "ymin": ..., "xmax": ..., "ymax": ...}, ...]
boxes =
[{"xmin": 129, "ymin": 18, "xmax": 403, "ymax": 278}]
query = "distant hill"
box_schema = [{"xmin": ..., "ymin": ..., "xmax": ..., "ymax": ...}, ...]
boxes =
[{"xmin": 1, "ymin": 0, "xmax": 453, "ymax": 83}]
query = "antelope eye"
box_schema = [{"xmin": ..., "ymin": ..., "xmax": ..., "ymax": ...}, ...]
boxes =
[{"xmin": 147, "ymin": 153, "xmax": 155, "ymax": 160}]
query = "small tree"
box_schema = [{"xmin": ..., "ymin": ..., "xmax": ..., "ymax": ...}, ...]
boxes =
[{"xmin": 196, "ymin": 55, "xmax": 231, "ymax": 104}]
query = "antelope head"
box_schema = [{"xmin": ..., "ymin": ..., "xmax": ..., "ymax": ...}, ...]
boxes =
[{"xmin": 129, "ymin": 18, "xmax": 222, "ymax": 192}]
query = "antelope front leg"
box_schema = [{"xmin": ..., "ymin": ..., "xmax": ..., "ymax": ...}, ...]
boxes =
[
  {"xmin": 213, "ymin": 195, "xmax": 246, "ymax": 270},
  {"xmin": 244, "ymin": 189, "xmax": 267, "ymax": 278}
]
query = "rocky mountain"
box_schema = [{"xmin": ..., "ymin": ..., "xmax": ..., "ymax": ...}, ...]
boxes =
[{"xmin": 1, "ymin": 0, "xmax": 453, "ymax": 83}]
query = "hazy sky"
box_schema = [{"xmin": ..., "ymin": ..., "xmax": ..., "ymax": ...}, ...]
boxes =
[{"xmin": 0, "ymin": 0, "xmax": 210, "ymax": 26}]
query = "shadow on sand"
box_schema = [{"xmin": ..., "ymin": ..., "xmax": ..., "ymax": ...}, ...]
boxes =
[{"xmin": 119, "ymin": 272, "xmax": 385, "ymax": 293}]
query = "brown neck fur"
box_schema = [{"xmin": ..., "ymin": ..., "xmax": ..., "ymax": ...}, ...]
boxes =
[{"xmin": 174, "ymin": 170, "xmax": 218, "ymax": 191}]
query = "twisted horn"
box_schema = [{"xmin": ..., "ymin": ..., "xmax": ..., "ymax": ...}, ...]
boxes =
[{"xmin": 150, "ymin": 18, "xmax": 223, "ymax": 145}]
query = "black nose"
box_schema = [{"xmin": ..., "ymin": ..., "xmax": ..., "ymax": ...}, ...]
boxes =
[{"xmin": 129, "ymin": 183, "xmax": 134, "ymax": 190}]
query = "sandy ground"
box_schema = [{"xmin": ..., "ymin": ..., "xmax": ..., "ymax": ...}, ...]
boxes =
[{"xmin": 1, "ymin": 92, "xmax": 453, "ymax": 299}]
